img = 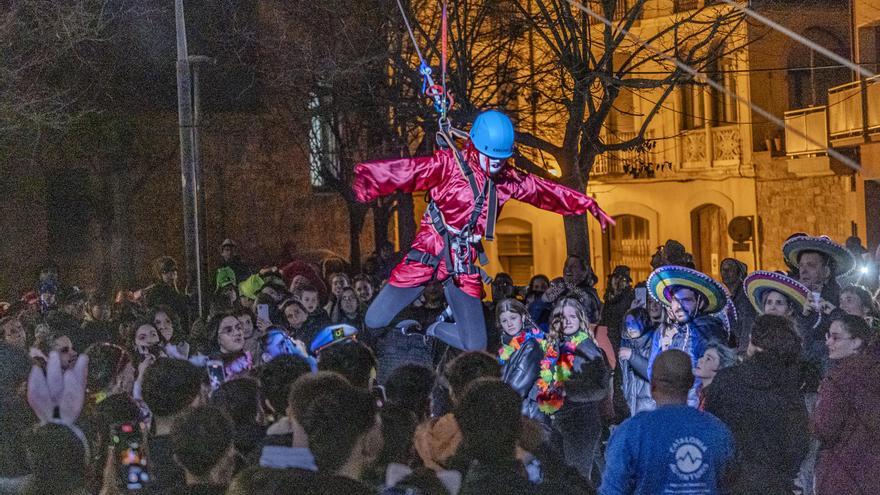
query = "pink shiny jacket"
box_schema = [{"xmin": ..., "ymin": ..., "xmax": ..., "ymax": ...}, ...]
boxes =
[{"xmin": 353, "ymin": 144, "xmax": 613, "ymax": 298}]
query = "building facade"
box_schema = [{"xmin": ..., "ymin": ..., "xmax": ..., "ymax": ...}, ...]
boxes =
[{"xmin": 481, "ymin": 0, "xmax": 861, "ymax": 291}]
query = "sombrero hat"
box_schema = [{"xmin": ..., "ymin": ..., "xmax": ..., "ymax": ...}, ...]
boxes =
[
  {"xmin": 782, "ymin": 235, "xmax": 855, "ymax": 277},
  {"xmin": 647, "ymin": 265, "xmax": 729, "ymax": 314},
  {"xmin": 743, "ymin": 270, "xmax": 810, "ymax": 314}
]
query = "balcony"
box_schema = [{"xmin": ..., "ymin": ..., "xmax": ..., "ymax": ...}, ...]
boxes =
[
  {"xmin": 592, "ymin": 130, "xmax": 655, "ymax": 176},
  {"xmin": 680, "ymin": 124, "xmax": 742, "ymax": 169},
  {"xmin": 826, "ymin": 76, "xmax": 880, "ymax": 146},
  {"xmin": 784, "ymin": 106, "xmax": 828, "ymax": 157}
]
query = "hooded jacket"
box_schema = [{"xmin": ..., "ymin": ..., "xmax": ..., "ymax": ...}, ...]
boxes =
[
  {"xmin": 812, "ymin": 347, "xmax": 880, "ymax": 495},
  {"xmin": 354, "ymin": 145, "xmax": 610, "ymax": 298},
  {"xmin": 704, "ymin": 352, "xmax": 810, "ymax": 494},
  {"xmin": 620, "ymin": 330, "xmax": 656, "ymax": 416}
]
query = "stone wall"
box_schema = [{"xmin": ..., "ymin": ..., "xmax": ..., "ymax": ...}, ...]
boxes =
[
  {"xmin": 0, "ymin": 112, "xmax": 373, "ymax": 301},
  {"xmin": 754, "ymin": 152, "xmax": 853, "ymax": 271}
]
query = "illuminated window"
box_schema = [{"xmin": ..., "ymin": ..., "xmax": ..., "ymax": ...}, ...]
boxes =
[
  {"xmin": 496, "ymin": 219, "xmax": 534, "ymax": 286},
  {"xmin": 602, "ymin": 214, "xmax": 652, "ymax": 284},
  {"xmin": 308, "ymin": 94, "xmax": 340, "ymax": 189}
]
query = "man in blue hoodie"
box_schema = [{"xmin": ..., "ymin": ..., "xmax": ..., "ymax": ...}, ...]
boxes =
[{"xmin": 600, "ymin": 350, "xmax": 734, "ymax": 495}]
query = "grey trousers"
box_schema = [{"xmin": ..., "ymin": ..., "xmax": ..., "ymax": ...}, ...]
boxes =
[{"xmin": 364, "ymin": 279, "xmax": 487, "ymax": 351}]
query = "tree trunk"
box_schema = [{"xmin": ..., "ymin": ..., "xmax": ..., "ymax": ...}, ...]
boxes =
[
  {"xmin": 561, "ymin": 160, "xmax": 592, "ymax": 262},
  {"xmin": 557, "ymin": 87, "xmax": 594, "ymax": 265}
]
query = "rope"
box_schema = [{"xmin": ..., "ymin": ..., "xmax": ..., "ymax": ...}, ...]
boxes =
[
  {"xmin": 441, "ymin": 0, "xmax": 449, "ymax": 121},
  {"xmin": 393, "ymin": 0, "xmax": 453, "ymax": 119}
]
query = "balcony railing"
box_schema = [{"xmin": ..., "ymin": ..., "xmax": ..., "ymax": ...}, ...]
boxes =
[
  {"xmin": 680, "ymin": 125, "xmax": 742, "ymax": 169},
  {"xmin": 592, "ymin": 130, "xmax": 654, "ymax": 176},
  {"xmin": 784, "ymin": 106, "xmax": 828, "ymax": 157},
  {"xmin": 867, "ymin": 76, "xmax": 880, "ymax": 132},
  {"xmin": 824, "ymin": 76, "xmax": 880, "ymax": 144},
  {"xmin": 828, "ymin": 80, "xmax": 864, "ymax": 140}
]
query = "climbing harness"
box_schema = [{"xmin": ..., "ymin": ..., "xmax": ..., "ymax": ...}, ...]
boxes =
[{"xmin": 402, "ymin": 127, "xmax": 499, "ymax": 283}]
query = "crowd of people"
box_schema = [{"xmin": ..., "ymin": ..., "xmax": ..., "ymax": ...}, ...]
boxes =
[{"xmin": 0, "ymin": 230, "xmax": 878, "ymax": 495}]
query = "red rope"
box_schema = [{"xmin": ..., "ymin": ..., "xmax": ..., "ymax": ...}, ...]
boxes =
[{"xmin": 440, "ymin": 0, "xmax": 449, "ymax": 115}]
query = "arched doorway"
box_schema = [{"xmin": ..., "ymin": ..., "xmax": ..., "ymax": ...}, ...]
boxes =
[
  {"xmin": 602, "ymin": 214, "xmax": 652, "ymax": 284},
  {"xmin": 690, "ymin": 204, "xmax": 728, "ymax": 280}
]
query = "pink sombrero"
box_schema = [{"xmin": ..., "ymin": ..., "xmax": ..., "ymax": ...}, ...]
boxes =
[
  {"xmin": 647, "ymin": 265, "xmax": 729, "ymax": 314},
  {"xmin": 742, "ymin": 270, "xmax": 810, "ymax": 314}
]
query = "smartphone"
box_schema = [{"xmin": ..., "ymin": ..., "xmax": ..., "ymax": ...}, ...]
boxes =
[
  {"xmin": 206, "ymin": 360, "xmax": 225, "ymax": 391},
  {"xmin": 634, "ymin": 287, "xmax": 647, "ymax": 308},
  {"xmin": 111, "ymin": 422, "xmax": 149, "ymax": 490},
  {"xmin": 257, "ymin": 303, "xmax": 270, "ymax": 323}
]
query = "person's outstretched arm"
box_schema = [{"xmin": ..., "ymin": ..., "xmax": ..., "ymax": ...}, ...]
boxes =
[
  {"xmin": 353, "ymin": 152, "xmax": 445, "ymax": 203},
  {"xmin": 512, "ymin": 171, "xmax": 614, "ymax": 229}
]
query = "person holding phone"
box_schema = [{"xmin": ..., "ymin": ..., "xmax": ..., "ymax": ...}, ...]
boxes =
[
  {"xmin": 125, "ymin": 321, "xmax": 166, "ymax": 367},
  {"xmin": 617, "ymin": 307, "xmax": 658, "ymax": 415},
  {"xmin": 206, "ymin": 312, "xmax": 253, "ymax": 381}
]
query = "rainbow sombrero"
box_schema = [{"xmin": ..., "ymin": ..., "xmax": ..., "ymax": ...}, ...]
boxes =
[
  {"xmin": 782, "ymin": 235, "xmax": 856, "ymax": 277},
  {"xmin": 742, "ymin": 270, "xmax": 810, "ymax": 314},
  {"xmin": 647, "ymin": 265, "xmax": 729, "ymax": 314}
]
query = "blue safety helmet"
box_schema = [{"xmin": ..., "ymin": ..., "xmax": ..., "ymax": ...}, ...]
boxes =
[{"xmin": 470, "ymin": 110, "xmax": 514, "ymax": 159}]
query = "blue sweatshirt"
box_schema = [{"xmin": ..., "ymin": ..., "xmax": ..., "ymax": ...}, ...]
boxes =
[{"xmin": 599, "ymin": 405, "xmax": 734, "ymax": 495}]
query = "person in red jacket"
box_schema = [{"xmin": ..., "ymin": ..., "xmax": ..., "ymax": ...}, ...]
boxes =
[{"xmin": 353, "ymin": 109, "xmax": 613, "ymax": 351}]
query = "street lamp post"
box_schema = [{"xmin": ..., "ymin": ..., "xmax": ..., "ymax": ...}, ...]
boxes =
[{"xmin": 174, "ymin": 0, "xmax": 211, "ymax": 319}]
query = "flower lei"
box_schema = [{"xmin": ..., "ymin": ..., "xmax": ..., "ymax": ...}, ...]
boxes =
[
  {"xmin": 536, "ymin": 331, "xmax": 591, "ymax": 415},
  {"xmin": 498, "ymin": 327, "xmax": 544, "ymax": 364}
]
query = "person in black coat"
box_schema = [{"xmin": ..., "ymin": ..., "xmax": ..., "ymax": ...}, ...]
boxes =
[{"xmin": 705, "ymin": 314, "xmax": 810, "ymax": 495}]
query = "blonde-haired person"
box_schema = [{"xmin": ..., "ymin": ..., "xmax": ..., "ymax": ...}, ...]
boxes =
[{"xmin": 542, "ymin": 296, "xmax": 610, "ymax": 482}]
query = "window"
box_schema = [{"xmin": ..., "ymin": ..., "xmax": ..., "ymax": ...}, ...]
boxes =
[
  {"xmin": 496, "ymin": 219, "xmax": 533, "ymax": 286},
  {"xmin": 787, "ymin": 27, "xmax": 851, "ymax": 108},
  {"xmin": 674, "ymin": 0, "xmax": 699, "ymax": 12},
  {"xmin": 308, "ymin": 94, "xmax": 340, "ymax": 189},
  {"xmin": 610, "ymin": 53, "xmax": 636, "ymax": 134},
  {"xmin": 681, "ymin": 54, "xmax": 737, "ymax": 129},
  {"xmin": 681, "ymin": 83, "xmax": 705, "ymax": 130},
  {"xmin": 858, "ymin": 24, "xmax": 880, "ymax": 73},
  {"xmin": 602, "ymin": 215, "xmax": 652, "ymax": 284},
  {"xmin": 708, "ymin": 56, "xmax": 738, "ymax": 125}
]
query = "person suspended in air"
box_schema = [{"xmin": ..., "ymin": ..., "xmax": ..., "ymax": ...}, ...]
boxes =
[{"xmin": 353, "ymin": 109, "xmax": 613, "ymax": 351}]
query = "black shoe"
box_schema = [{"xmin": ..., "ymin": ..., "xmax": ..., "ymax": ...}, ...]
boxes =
[{"xmin": 395, "ymin": 320, "xmax": 424, "ymax": 336}]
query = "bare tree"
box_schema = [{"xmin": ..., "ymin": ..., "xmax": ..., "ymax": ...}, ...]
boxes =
[{"xmin": 505, "ymin": 0, "xmax": 748, "ymax": 258}]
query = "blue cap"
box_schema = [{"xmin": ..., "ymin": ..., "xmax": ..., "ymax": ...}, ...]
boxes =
[{"xmin": 309, "ymin": 324, "xmax": 359, "ymax": 355}]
